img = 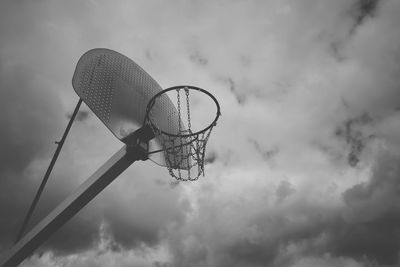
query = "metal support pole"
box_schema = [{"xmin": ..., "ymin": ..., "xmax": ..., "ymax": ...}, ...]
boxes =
[
  {"xmin": 15, "ymin": 99, "xmax": 83, "ymax": 243},
  {"xmin": 0, "ymin": 145, "xmax": 142, "ymax": 267}
]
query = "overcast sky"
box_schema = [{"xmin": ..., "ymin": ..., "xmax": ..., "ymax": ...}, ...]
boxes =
[{"xmin": 1, "ymin": 0, "xmax": 400, "ymax": 266}]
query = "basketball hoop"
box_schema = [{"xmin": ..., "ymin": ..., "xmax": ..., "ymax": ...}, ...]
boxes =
[
  {"xmin": 71, "ymin": 49, "xmax": 221, "ymax": 181},
  {"xmin": 144, "ymin": 85, "xmax": 221, "ymax": 181}
]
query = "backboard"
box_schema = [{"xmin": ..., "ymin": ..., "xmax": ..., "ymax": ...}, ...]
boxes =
[{"xmin": 72, "ymin": 48, "xmax": 181, "ymax": 143}]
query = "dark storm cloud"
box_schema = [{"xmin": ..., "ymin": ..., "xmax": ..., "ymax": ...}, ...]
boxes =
[
  {"xmin": 334, "ymin": 112, "xmax": 374, "ymax": 167},
  {"xmin": 275, "ymin": 180, "xmax": 295, "ymax": 204},
  {"xmin": 103, "ymin": 215, "xmax": 159, "ymax": 250},
  {"xmin": 0, "ymin": 49, "xmax": 65, "ymax": 248},
  {"xmin": 350, "ymin": 0, "xmax": 380, "ymax": 30},
  {"xmin": 40, "ymin": 213, "xmax": 101, "ymax": 255},
  {"xmin": 336, "ymin": 151, "xmax": 400, "ymax": 265},
  {"xmin": 328, "ymin": 216, "xmax": 400, "ymax": 265},
  {"xmin": 224, "ymin": 205, "xmax": 339, "ymax": 266},
  {"xmin": 99, "ymin": 177, "xmax": 188, "ymax": 251},
  {"xmin": 167, "ymin": 194, "xmax": 340, "ymax": 267},
  {"xmin": 0, "ymin": 65, "xmax": 61, "ymax": 173},
  {"xmin": 169, "ymin": 150, "xmax": 400, "ymax": 267},
  {"xmin": 167, "ymin": 149, "xmax": 400, "ymax": 266}
]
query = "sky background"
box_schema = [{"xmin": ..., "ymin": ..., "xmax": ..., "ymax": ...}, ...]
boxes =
[{"xmin": 1, "ymin": 0, "xmax": 400, "ymax": 266}]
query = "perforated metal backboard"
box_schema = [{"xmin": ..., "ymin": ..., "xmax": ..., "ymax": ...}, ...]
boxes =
[{"xmin": 72, "ymin": 48, "xmax": 182, "ymax": 142}]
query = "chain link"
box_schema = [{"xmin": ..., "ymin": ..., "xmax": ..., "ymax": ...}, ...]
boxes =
[
  {"xmin": 184, "ymin": 87, "xmax": 191, "ymax": 131},
  {"xmin": 145, "ymin": 86, "xmax": 217, "ymax": 181},
  {"xmin": 177, "ymin": 88, "xmax": 182, "ymax": 132}
]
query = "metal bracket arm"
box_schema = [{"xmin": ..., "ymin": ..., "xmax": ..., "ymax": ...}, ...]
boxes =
[{"xmin": 0, "ymin": 145, "xmax": 140, "ymax": 267}]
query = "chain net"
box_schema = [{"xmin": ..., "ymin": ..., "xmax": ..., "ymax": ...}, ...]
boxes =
[{"xmin": 146, "ymin": 87, "xmax": 215, "ymax": 181}]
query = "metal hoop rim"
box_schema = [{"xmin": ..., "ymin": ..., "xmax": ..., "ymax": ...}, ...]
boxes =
[{"xmin": 145, "ymin": 85, "xmax": 221, "ymax": 138}]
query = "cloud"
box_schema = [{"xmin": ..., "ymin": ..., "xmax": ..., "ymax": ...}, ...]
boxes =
[
  {"xmin": 164, "ymin": 148, "xmax": 400, "ymax": 267},
  {"xmin": 1, "ymin": 0, "xmax": 400, "ymax": 266},
  {"xmin": 159, "ymin": 0, "xmax": 400, "ymax": 266},
  {"xmin": 188, "ymin": 48, "xmax": 209, "ymax": 67},
  {"xmin": 350, "ymin": 0, "xmax": 381, "ymax": 31},
  {"xmin": 276, "ymin": 180, "xmax": 296, "ymax": 204},
  {"xmin": 0, "ymin": 61, "xmax": 64, "ymax": 249},
  {"xmin": 334, "ymin": 112, "xmax": 374, "ymax": 167},
  {"xmin": 290, "ymin": 255, "xmax": 364, "ymax": 267},
  {"xmin": 336, "ymin": 150, "xmax": 400, "ymax": 265},
  {"xmin": 19, "ymin": 227, "xmax": 170, "ymax": 267},
  {"xmin": 164, "ymin": 170, "xmax": 341, "ymax": 267}
]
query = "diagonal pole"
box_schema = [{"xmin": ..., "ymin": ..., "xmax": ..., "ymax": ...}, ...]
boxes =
[
  {"xmin": 14, "ymin": 99, "xmax": 83, "ymax": 244},
  {"xmin": 0, "ymin": 145, "xmax": 143, "ymax": 267}
]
